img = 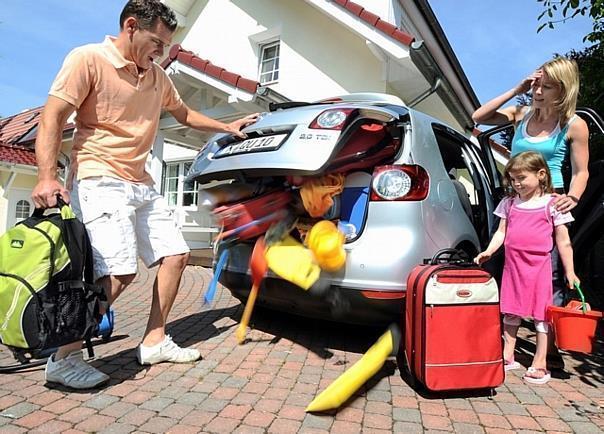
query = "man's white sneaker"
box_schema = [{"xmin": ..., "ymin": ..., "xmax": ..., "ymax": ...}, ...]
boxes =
[
  {"xmin": 45, "ymin": 351, "xmax": 109, "ymax": 389},
  {"xmin": 137, "ymin": 335, "xmax": 201, "ymax": 365}
]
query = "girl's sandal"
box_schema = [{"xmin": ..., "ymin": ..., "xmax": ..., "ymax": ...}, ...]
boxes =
[
  {"xmin": 504, "ymin": 359, "xmax": 522, "ymax": 372},
  {"xmin": 523, "ymin": 367, "xmax": 551, "ymax": 385}
]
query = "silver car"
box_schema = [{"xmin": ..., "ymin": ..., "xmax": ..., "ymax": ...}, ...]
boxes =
[{"xmin": 187, "ymin": 93, "xmax": 501, "ymax": 325}]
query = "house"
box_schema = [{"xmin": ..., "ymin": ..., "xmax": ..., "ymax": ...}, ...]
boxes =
[{"xmin": 1, "ymin": 0, "xmax": 499, "ymax": 245}]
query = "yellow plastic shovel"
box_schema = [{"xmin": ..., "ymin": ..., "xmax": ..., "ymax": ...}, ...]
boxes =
[{"xmin": 235, "ymin": 237, "xmax": 268, "ymax": 344}]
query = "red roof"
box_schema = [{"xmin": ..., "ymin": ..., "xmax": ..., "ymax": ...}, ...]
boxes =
[
  {"xmin": 333, "ymin": 0, "xmax": 415, "ymax": 46},
  {"xmin": 0, "ymin": 107, "xmax": 42, "ymax": 146},
  {"xmin": 0, "ymin": 106, "xmax": 75, "ymax": 167},
  {"xmin": 0, "ymin": 144, "xmax": 37, "ymax": 166},
  {"xmin": 162, "ymin": 45, "xmax": 260, "ymax": 94}
]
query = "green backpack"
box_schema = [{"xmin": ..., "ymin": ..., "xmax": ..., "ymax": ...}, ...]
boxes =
[{"xmin": 0, "ymin": 198, "xmax": 108, "ymax": 355}]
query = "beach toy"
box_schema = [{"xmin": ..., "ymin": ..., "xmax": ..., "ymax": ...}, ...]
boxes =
[
  {"xmin": 235, "ymin": 237, "xmax": 267, "ymax": 344},
  {"xmin": 548, "ymin": 282, "xmax": 602, "ymax": 353},
  {"xmin": 306, "ymin": 220, "xmax": 346, "ymax": 272},
  {"xmin": 265, "ymin": 236, "xmax": 321, "ymax": 290},
  {"xmin": 204, "ymin": 248, "xmax": 229, "ymax": 305},
  {"xmin": 306, "ymin": 323, "xmax": 401, "ymax": 412}
]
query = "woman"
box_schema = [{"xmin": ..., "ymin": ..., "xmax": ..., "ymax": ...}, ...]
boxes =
[
  {"xmin": 472, "ymin": 56, "xmax": 589, "ymax": 369},
  {"xmin": 472, "ymin": 56, "xmax": 589, "ymax": 212}
]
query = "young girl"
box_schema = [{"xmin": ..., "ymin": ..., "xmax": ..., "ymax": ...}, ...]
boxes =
[{"xmin": 474, "ymin": 151, "xmax": 578, "ymax": 384}]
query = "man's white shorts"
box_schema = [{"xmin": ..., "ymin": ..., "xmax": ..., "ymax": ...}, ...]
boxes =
[{"xmin": 71, "ymin": 177, "xmax": 190, "ymax": 280}]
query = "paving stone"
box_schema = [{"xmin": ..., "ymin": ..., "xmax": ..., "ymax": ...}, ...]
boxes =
[
  {"xmin": 197, "ymin": 397, "xmax": 229, "ymax": 412},
  {"xmin": 99, "ymin": 402, "xmax": 138, "ymax": 418},
  {"xmin": 83, "ymin": 394, "xmax": 121, "ymax": 410},
  {"xmin": 393, "ymin": 421, "xmax": 424, "ymax": 433},
  {"xmin": 28, "ymin": 419, "xmax": 73, "ymax": 433},
  {"xmin": 139, "ymin": 396, "xmax": 174, "ymax": 412},
  {"xmin": 75, "ymin": 414, "xmax": 117, "ymax": 432},
  {"xmin": 421, "ymin": 414, "xmax": 453, "ymax": 431},
  {"xmin": 98, "ymin": 423, "xmax": 137, "ymax": 434},
  {"xmin": 555, "ymin": 406, "xmax": 591, "ymax": 422},
  {"xmin": 512, "ymin": 393, "xmax": 546, "ymax": 405},
  {"xmin": 452, "ymin": 422, "xmax": 486, "ymax": 434},
  {"xmin": 366, "ymin": 389, "xmax": 391, "ymax": 402},
  {"xmin": 202, "ymin": 415, "xmax": 240, "ymax": 433},
  {"xmin": 567, "ymin": 421, "xmax": 604, "ymax": 433},
  {"xmin": 1, "ymin": 402, "xmax": 40, "ymax": 419},
  {"xmin": 393, "ymin": 407, "xmax": 421, "ymax": 423},
  {"xmin": 176, "ymin": 391, "xmax": 209, "ymax": 406},
  {"xmin": 302, "ymin": 413, "xmax": 333, "ymax": 430},
  {"xmin": 496, "ymin": 401, "xmax": 530, "ymax": 416},
  {"xmin": 14, "ymin": 410, "xmax": 55, "ymax": 429}
]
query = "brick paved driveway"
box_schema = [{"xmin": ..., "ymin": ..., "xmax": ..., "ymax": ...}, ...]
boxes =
[{"xmin": 0, "ymin": 264, "xmax": 602, "ymax": 433}]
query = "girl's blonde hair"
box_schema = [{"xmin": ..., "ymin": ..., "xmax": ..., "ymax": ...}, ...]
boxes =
[
  {"xmin": 539, "ymin": 56, "xmax": 580, "ymax": 126},
  {"xmin": 503, "ymin": 151, "xmax": 554, "ymax": 196}
]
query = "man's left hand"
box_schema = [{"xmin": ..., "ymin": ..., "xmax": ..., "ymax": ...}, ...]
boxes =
[{"xmin": 226, "ymin": 113, "xmax": 260, "ymax": 139}]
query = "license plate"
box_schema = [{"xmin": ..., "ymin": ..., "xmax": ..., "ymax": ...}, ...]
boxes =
[{"xmin": 214, "ymin": 134, "xmax": 287, "ymax": 157}]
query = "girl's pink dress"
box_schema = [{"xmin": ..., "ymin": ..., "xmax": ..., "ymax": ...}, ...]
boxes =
[{"xmin": 495, "ymin": 195, "xmax": 571, "ymax": 321}]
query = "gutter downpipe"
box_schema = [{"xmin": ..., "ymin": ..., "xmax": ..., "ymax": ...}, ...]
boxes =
[
  {"xmin": 407, "ymin": 77, "xmax": 442, "ymax": 108},
  {"xmin": 409, "ymin": 40, "xmax": 474, "ymax": 132}
]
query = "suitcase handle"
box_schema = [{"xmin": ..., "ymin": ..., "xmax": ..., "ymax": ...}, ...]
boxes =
[{"xmin": 424, "ymin": 248, "xmax": 471, "ymax": 265}]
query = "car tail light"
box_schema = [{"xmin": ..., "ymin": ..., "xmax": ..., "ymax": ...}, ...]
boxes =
[
  {"xmin": 370, "ymin": 165, "xmax": 429, "ymax": 201},
  {"xmin": 309, "ymin": 108, "xmax": 355, "ymax": 130}
]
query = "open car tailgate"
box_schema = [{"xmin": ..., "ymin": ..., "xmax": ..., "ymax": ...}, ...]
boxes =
[{"xmin": 187, "ymin": 103, "xmax": 403, "ymax": 183}]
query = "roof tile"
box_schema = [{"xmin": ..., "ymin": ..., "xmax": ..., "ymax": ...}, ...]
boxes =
[
  {"xmin": 189, "ymin": 56, "xmax": 209, "ymax": 72},
  {"xmin": 163, "ymin": 45, "xmax": 260, "ymax": 94},
  {"xmin": 375, "ymin": 19, "xmax": 398, "ymax": 37},
  {"xmin": 335, "ymin": 0, "xmax": 415, "ymax": 46},
  {"xmin": 0, "ymin": 144, "xmax": 37, "ymax": 166},
  {"xmin": 236, "ymin": 77, "xmax": 259, "ymax": 94},
  {"xmin": 204, "ymin": 63, "xmax": 225, "ymax": 79},
  {"xmin": 219, "ymin": 70, "xmax": 241, "ymax": 87},
  {"xmin": 0, "ymin": 108, "xmax": 42, "ymax": 145},
  {"xmin": 359, "ymin": 9, "xmax": 380, "ymax": 26},
  {"xmin": 345, "ymin": 2, "xmax": 364, "ymax": 16},
  {"xmin": 391, "ymin": 28, "xmax": 414, "ymax": 46}
]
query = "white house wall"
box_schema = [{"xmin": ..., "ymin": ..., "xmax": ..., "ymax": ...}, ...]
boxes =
[
  {"xmin": 180, "ymin": 0, "xmax": 386, "ymax": 101},
  {"xmin": 0, "ymin": 170, "xmax": 37, "ymax": 234}
]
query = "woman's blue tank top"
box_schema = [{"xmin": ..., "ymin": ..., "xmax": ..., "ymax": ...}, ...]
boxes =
[{"xmin": 511, "ymin": 109, "xmax": 576, "ymax": 188}]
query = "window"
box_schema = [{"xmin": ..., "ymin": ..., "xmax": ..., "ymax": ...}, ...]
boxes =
[
  {"xmin": 182, "ymin": 162, "xmax": 198, "ymax": 207},
  {"xmin": 163, "ymin": 161, "xmax": 198, "ymax": 208},
  {"xmin": 259, "ymin": 41, "xmax": 280, "ymax": 84},
  {"xmin": 15, "ymin": 200, "xmax": 30, "ymax": 221}
]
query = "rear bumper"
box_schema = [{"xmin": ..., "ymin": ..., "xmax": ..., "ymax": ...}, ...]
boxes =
[{"xmin": 220, "ymin": 270, "xmax": 404, "ymax": 326}]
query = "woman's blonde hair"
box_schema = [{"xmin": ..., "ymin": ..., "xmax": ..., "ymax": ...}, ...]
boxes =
[
  {"xmin": 503, "ymin": 151, "xmax": 554, "ymax": 196},
  {"xmin": 539, "ymin": 56, "xmax": 580, "ymax": 126}
]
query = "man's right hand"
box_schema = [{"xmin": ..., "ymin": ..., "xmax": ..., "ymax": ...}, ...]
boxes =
[{"xmin": 31, "ymin": 179, "xmax": 70, "ymax": 208}]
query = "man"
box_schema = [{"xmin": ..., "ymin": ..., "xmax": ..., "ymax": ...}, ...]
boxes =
[{"xmin": 32, "ymin": 0, "xmax": 258, "ymax": 389}]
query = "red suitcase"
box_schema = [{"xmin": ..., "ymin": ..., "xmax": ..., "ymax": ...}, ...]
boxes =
[
  {"xmin": 213, "ymin": 190, "xmax": 292, "ymax": 241},
  {"xmin": 404, "ymin": 249, "xmax": 504, "ymax": 392}
]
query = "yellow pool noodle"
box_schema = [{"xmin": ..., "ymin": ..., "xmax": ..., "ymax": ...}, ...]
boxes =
[{"xmin": 306, "ymin": 324, "xmax": 401, "ymax": 412}]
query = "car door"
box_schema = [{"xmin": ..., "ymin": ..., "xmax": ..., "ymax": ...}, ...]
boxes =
[{"xmin": 431, "ymin": 124, "xmax": 497, "ymax": 248}]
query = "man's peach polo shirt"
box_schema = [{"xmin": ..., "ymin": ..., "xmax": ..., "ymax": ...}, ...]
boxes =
[{"xmin": 50, "ymin": 36, "xmax": 184, "ymax": 185}]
